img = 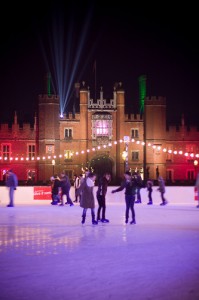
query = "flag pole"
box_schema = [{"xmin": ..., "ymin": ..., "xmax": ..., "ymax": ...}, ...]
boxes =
[{"xmin": 93, "ymin": 60, "xmax": 97, "ymax": 101}]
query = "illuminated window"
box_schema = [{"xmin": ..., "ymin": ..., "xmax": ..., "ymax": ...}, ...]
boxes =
[
  {"xmin": 2, "ymin": 144, "xmax": 11, "ymax": 159},
  {"xmin": 131, "ymin": 129, "xmax": 139, "ymax": 138},
  {"xmin": 96, "ymin": 120, "xmax": 109, "ymax": 136},
  {"xmin": 28, "ymin": 144, "xmax": 35, "ymax": 159},
  {"xmin": 64, "ymin": 150, "xmax": 73, "ymax": 160},
  {"xmin": 132, "ymin": 151, "xmax": 139, "ymax": 161},
  {"xmin": 92, "ymin": 113, "xmax": 112, "ymax": 140},
  {"xmin": 65, "ymin": 128, "xmax": 73, "ymax": 138}
]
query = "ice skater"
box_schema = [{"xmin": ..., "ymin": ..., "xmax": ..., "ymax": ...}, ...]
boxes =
[
  {"xmin": 157, "ymin": 176, "xmax": 168, "ymax": 205},
  {"xmin": 5, "ymin": 169, "xmax": 18, "ymax": 207},
  {"xmin": 111, "ymin": 171, "xmax": 137, "ymax": 224},
  {"xmin": 76, "ymin": 172, "xmax": 98, "ymax": 225},
  {"xmin": 146, "ymin": 179, "xmax": 153, "ymax": 205},
  {"xmin": 96, "ymin": 172, "xmax": 111, "ymax": 223}
]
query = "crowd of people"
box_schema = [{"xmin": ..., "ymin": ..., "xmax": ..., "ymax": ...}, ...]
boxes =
[
  {"xmin": 4, "ymin": 168, "xmax": 170, "ymax": 225},
  {"xmin": 48, "ymin": 169, "xmax": 169, "ymax": 225}
]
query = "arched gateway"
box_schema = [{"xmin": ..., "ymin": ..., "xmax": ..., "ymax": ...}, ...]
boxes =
[{"xmin": 89, "ymin": 155, "xmax": 114, "ymax": 179}]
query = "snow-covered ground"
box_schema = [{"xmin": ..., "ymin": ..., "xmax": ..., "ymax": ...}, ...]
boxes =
[{"xmin": 0, "ymin": 188, "xmax": 199, "ymax": 300}]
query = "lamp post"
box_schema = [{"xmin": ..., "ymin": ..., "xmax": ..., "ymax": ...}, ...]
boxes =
[
  {"xmin": 122, "ymin": 136, "xmax": 130, "ymax": 172},
  {"xmin": 122, "ymin": 150, "xmax": 128, "ymax": 172}
]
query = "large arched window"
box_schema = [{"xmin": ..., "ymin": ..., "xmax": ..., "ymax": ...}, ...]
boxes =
[{"xmin": 92, "ymin": 113, "xmax": 112, "ymax": 142}]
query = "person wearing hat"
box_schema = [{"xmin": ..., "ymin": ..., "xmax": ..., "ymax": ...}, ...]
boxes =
[
  {"xmin": 5, "ymin": 169, "xmax": 18, "ymax": 207},
  {"xmin": 111, "ymin": 171, "xmax": 137, "ymax": 224}
]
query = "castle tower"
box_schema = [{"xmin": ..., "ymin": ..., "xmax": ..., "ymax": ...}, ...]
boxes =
[
  {"xmin": 79, "ymin": 82, "xmax": 89, "ymax": 165},
  {"xmin": 38, "ymin": 74, "xmax": 60, "ymax": 181},
  {"xmin": 144, "ymin": 96, "xmax": 167, "ymax": 178},
  {"xmin": 115, "ymin": 83, "xmax": 125, "ymax": 177}
]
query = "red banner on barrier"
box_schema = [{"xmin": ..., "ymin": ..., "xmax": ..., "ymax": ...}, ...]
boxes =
[{"xmin": 34, "ymin": 186, "xmax": 52, "ymax": 200}]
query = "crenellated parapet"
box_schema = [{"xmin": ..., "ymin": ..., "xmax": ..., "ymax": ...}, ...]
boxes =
[
  {"xmin": 59, "ymin": 112, "xmax": 80, "ymax": 121},
  {"xmin": 145, "ymin": 96, "xmax": 166, "ymax": 105},
  {"xmin": 167, "ymin": 124, "xmax": 199, "ymax": 140},
  {"xmin": 38, "ymin": 94, "xmax": 59, "ymax": 104},
  {"xmin": 125, "ymin": 113, "xmax": 143, "ymax": 122},
  {"xmin": 167, "ymin": 114, "xmax": 199, "ymax": 140},
  {"xmin": 0, "ymin": 112, "xmax": 36, "ymax": 139},
  {"xmin": 88, "ymin": 86, "xmax": 117, "ymax": 110}
]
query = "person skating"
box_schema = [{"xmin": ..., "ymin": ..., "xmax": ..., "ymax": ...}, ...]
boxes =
[
  {"xmin": 157, "ymin": 176, "xmax": 168, "ymax": 205},
  {"xmin": 96, "ymin": 172, "xmax": 111, "ymax": 223},
  {"xmin": 5, "ymin": 169, "xmax": 18, "ymax": 207},
  {"xmin": 111, "ymin": 171, "xmax": 137, "ymax": 224},
  {"xmin": 51, "ymin": 174, "xmax": 61, "ymax": 205},
  {"xmin": 59, "ymin": 172, "xmax": 74, "ymax": 206},
  {"xmin": 146, "ymin": 179, "xmax": 153, "ymax": 205},
  {"xmin": 76, "ymin": 172, "xmax": 98, "ymax": 225}
]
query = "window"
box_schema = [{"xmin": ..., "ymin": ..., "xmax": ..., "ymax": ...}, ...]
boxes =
[
  {"xmin": 187, "ymin": 170, "xmax": 194, "ymax": 181},
  {"xmin": 92, "ymin": 114, "xmax": 112, "ymax": 140},
  {"xmin": 64, "ymin": 170, "xmax": 73, "ymax": 179},
  {"xmin": 95, "ymin": 120, "xmax": 109, "ymax": 136},
  {"xmin": 46, "ymin": 145, "xmax": 54, "ymax": 154},
  {"xmin": 132, "ymin": 151, "xmax": 139, "ymax": 161},
  {"xmin": 131, "ymin": 129, "xmax": 139, "ymax": 139},
  {"xmin": 28, "ymin": 144, "xmax": 35, "ymax": 159},
  {"xmin": 166, "ymin": 169, "xmax": 173, "ymax": 181},
  {"xmin": 2, "ymin": 144, "xmax": 11, "ymax": 159},
  {"xmin": 64, "ymin": 150, "xmax": 73, "ymax": 160},
  {"xmin": 65, "ymin": 128, "xmax": 73, "ymax": 139}
]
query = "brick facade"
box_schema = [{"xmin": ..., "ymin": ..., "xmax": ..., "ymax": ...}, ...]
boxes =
[{"xmin": 1, "ymin": 82, "xmax": 199, "ymax": 184}]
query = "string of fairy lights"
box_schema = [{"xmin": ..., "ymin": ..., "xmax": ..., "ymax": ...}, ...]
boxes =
[{"xmin": 0, "ymin": 138, "xmax": 199, "ymax": 163}]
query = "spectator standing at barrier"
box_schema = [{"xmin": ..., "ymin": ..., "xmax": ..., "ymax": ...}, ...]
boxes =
[
  {"xmin": 6, "ymin": 169, "xmax": 18, "ymax": 207},
  {"xmin": 157, "ymin": 176, "xmax": 168, "ymax": 206},
  {"xmin": 60, "ymin": 172, "xmax": 74, "ymax": 206},
  {"xmin": 96, "ymin": 172, "xmax": 111, "ymax": 223},
  {"xmin": 76, "ymin": 172, "xmax": 98, "ymax": 225},
  {"xmin": 111, "ymin": 171, "xmax": 137, "ymax": 224},
  {"xmin": 146, "ymin": 179, "xmax": 153, "ymax": 205}
]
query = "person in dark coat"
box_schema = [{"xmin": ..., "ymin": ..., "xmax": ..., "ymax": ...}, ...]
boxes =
[
  {"xmin": 146, "ymin": 179, "xmax": 153, "ymax": 205},
  {"xmin": 96, "ymin": 172, "xmax": 111, "ymax": 223},
  {"xmin": 111, "ymin": 171, "xmax": 137, "ymax": 224},
  {"xmin": 60, "ymin": 172, "xmax": 74, "ymax": 206},
  {"xmin": 6, "ymin": 169, "xmax": 18, "ymax": 207},
  {"xmin": 51, "ymin": 174, "xmax": 61, "ymax": 205},
  {"xmin": 76, "ymin": 172, "xmax": 98, "ymax": 225}
]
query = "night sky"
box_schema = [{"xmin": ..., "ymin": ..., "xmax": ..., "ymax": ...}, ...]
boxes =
[{"xmin": 0, "ymin": 1, "xmax": 198, "ymax": 126}]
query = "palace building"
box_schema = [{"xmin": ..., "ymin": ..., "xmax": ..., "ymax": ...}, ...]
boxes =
[{"xmin": 1, "ymin": 76, "xmax": 199, "ymax": 184}]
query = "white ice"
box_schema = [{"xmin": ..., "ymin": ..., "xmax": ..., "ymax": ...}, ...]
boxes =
[{"xmin": 0, "ymin": 187, "xmax": 199, "ymax": 300}]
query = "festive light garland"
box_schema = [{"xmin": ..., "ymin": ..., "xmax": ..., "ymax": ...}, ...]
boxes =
[{"xmin": 0, "ymin": 138, "xmax": 199, "ymax": 162}]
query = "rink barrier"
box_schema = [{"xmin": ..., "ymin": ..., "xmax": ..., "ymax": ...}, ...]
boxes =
[{"xmin": 0, "ymin": 186, "xmax": 198, "ymax": 206}]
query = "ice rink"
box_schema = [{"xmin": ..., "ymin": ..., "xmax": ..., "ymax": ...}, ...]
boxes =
[{"xmin": 0, "ymin": 191, "xmax": 199, "ymax": 300}]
